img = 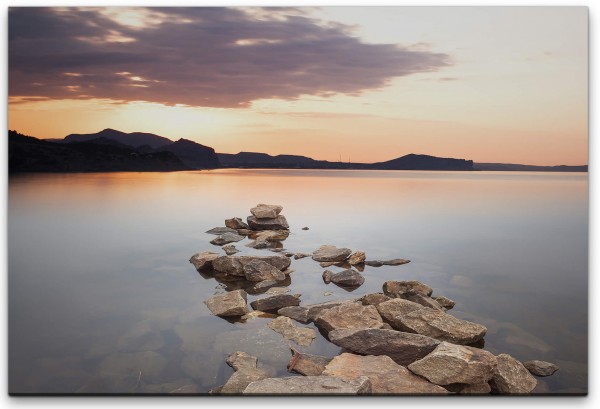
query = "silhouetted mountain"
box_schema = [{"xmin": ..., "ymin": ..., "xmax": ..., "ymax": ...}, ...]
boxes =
[
  {"xmin": 158, "ymin": 138, "xmax": 220, "ymax": 169},
  {"xmin": 64, "ymin": 128, "xmax": 172, "ymax": 148},
  {"xmin": 218, "ymin": 152, "xmax": 318, "ymax": 167},
  {"xmin": 370, "ymin": 154, "xmax": 473, "ymax": 170},
  {"xmin": 474, "ymin": 162, "xmax": 588, "ymax": 172},
  {"xmin": 9, "ymin": 130, "xmax": 189, "ymax": 173}
]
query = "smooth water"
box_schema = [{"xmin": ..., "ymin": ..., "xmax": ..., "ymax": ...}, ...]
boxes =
[{"xmin": 8, "ymin": 169, "xmax": 588, "ymax": 394}]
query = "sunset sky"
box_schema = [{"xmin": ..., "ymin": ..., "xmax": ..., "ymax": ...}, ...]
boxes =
[{"xmin": 8, "ymin": 6, "xmax": 588, "ymax": 165}]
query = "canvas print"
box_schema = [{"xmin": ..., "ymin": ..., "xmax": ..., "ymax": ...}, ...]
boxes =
[{"xmin": 7, "ymin": 6, "xmax": 588, "ymax": 395}]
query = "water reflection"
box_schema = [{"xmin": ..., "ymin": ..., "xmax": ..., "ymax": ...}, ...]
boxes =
[{"xmin": 8, "ymin": 170, "xmax": 587, "ymax": 394}]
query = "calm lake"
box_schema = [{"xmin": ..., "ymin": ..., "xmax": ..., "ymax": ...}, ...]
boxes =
[{"xmin": 8, "ymin": 169, "xmax": 588, "ymax": 394}]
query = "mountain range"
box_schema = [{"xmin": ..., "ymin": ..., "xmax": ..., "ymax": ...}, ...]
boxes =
[{"xmin": 8, "ymin": 128, "xmax": 587, "ymax": 173}]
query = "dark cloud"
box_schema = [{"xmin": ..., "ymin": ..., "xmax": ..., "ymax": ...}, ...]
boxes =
[{"xmin": 9, "ymin": 7, "xmax": 451, "ymax": 108}]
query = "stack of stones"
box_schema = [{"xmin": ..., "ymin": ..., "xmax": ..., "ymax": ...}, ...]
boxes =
[{"xmin": 246, "ymin": 204, "xmax": 289, "ymax": 231}]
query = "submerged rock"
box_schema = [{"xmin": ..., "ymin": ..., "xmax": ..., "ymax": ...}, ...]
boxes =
[
  {"xmin": 364, "ymin": 260, "xmax": 384, "ymax": 267},
  {"xmin": 312, "ymin": 245, "xmax": 352, "ymax": 262},
  {"xmin": 323, "ymin": 353, "xmax": 448, "ymax": 395},
  {"xmin": 250, "ymin": 204, "xmax": 283, "ymax": 219},
  {"xmin": 348, "ymin": 251, "xmax": 366, "ymax": 266},
  {"xmin": 383, "ymin": 280, "xmax": 433, "ymax": 297},
  {"xmin": 243, "ymin": 259, "xmax": 286, "ymax": 282},
  {"xmin": 250, "ymin": 294, "xmax": 301, "ymax": 312},
  {"xmin": 142, "ymin": 378, "xmax": 198, "ymax": 394},
  {"xmin": 432, "ymin": 296, "xmax": 456, "ymax": 310},
  {"xmin": 287, "ymin": 350, "xmax": 332, "ymax": 376},
  {"xmin": 225, "ymin": 217, "xmax": 249, "ymax": 230},
  {"xmin": 407, "ymin": 342, "xmax": 498, "ymax": 386},
  {"xmin": 222, "ymin": 245, "xmax": 239, "ymax": 255},
  {"xmin": 243, "ymin": 375, "xmax": 371, "ymax": 395},
  {"xmin": 210, "ymin": 232, "xmax": 245, "ymax": 246},
  {"xmin": 189, "ymin": 251, "xmax": 219, "ymax": 271},
  {"xmin": 491, "ymin": 354, "xmax": 538, "ymax": 394},
  {"xmin": 247, "ymin": 215, "xmax": 289, "ymax": 231},
  {"xmin": 523, "ymin": 360, "xmax": 559, "ymax": 377},
  {"xmin": 98, "ymin": 351, "xmax": 167, "ymax": 383},
  {"xmin": 294, "ymin": 253, "xmax": 311, "ymax": 260},
  {"xmin": 204, "ymin": 289, "xmax": 248, "ymax": 317},
  {"xmin": 267, "ymin": 316, "xmax": 316, "ymax": 347},
  {"xmin": 205, "ymin": 226, "xmax": 238, "ymax": 235},
  {"xmin": 329, "ymin": 328, "xmax": 440, "ymax": 367},
  {"xmin": 314, "ymin": 302, "xmax": 384, "ymax": 335}
]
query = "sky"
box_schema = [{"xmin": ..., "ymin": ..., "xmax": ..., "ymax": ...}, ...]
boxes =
[{"xmin": 7, "ymin": 6, "xmax": 588, "ymax": 165}]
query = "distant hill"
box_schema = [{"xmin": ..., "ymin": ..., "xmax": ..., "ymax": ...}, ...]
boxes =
[
  {"xmin": 9, "ymin": 130, "xmax": 189, "ymax": 173},
  {"xmin": 160, "ymin": 138, "xmax": 220, "ymax": 169},
  {"xmin": 64, "ymin": 128, "xmax": 172, "ymax": 149},
  {"xmin": 371, "ymin": 154, "xmax": 473, "ymax": 171},
  {"xmin": 218, "ymin": 152, "xmax": 318, "ymax": 168},
  {"xmin": 474, "ymin": 162, "xmax": 588, "ymax": 172}
]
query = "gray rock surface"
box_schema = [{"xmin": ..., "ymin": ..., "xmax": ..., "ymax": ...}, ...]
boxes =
[
  {"xmin": 348, "ymin": 251, "xmax": 366, "ymax": 265},
  {"xmin": 250, "ymin": 204, "xmax": 283, "ymax": 219},
  {"xmin": 407, "ymin": 341, "xmax": 498, "ymax": 386},
  {"xmin": 312, "ymin": 245, "xmax": 353, "ymax": 262},
  {"xmin": 222, "ymin": 245, "xmax": 239, "ymax": 255},
  {"xmin": 365, "ymin": 260, "xmax": 384, "ymax": 267},
  {"xmin": 213, "ymin": 255, "xmax": 291, "ymax": 276},
  {"xmin": 210, "ymin": 232, "xmax": 245, "ymax": 246},
  {"xmin": 243, "ymin": 259, "xmax": 286, "ymax": 282},
  {"xmin": 328, "ymin": 269, "xmax": 365, "ymax": 287},
  {"xmin": 383, "ymin": 280, "xmax": 433, "ymax": 297},
  {"xmin": 523, "ymin": 360, "xmax": 559, "ymax": 377},
  {"xmin": 189, "ymin": 251, "xmax": 219, "ymax": 271},
  {"xmin": 225, "ymin": 217, "xmax": 249, "ymax": 229},
  {"xmin": 323, "ymin": 353, "xmax": 448, "ymax": 395},
  {"xmin": 322, "ymin": 269, "xmax": 333, "ymax": 284},
  {"xmin": 250, "ymin": 294, "xmax": 301, "ymax": 312},
  {"xmin": 278, "ymin": 306, "xmax": 311, "ymax": 324},
  {"xmin": 329, "ymin": 328, "xmax": 441, "ymax": 367},
  {"xmin": 267, "ymin": 316, "xmax": 316, "ymax": 346},
  {"xmin": 382, "ymin": 259, "xmax": 411, "ymax": 266},
  {"xmin": 243, "ymin": 375, "xmax": 371, "ymax": 395},
  {"xmin": 294, "ymin": 253, "xmax": 311, "ymax": 260},
  {"xmin": 314, "ymin": 303, "xmax": 384, "ymax": 335},
  {"xmin": 247, "ymin": 215, "xmax": 289, "ymax": 230},
  {"xmin": 491, "ymin": 354, "xmax": 538, "ymax": 394},
  {"xmin": 205, "ymin": 226, "xmax": 238, "ymax": 235},
  {"xmin": 204, "ymin": 289, "xmax": 248, "ymax": 317}
]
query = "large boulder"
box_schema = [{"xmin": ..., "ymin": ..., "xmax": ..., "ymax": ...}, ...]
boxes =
[
  {"xmin": 250, "ymin": 294, "xmax": 301, "ymax": 312},
  {"xmin": 219, "ymin": 351, "xmax": 272, "ymax": 394},
  {"xmin": 243, "ymin": 259, "xmax": 286, "ymax": 282},
  {"xmin": 329, "ymin": 328, "xmax": 440, "ymax": 367},
  {"xmin": 204, "ymin": 290, "xmax": 248, "ymax": 317},
  {"xmin": 306, "ymin": 300, "xmax": 354, "ymax": 322},
  {"xmin": 490, "ymin": 354, "xmax": 538, "ymax": 394},
  {"xmin": 213, "ymin": 255, "xmax": 291, "ymax": 276},
  {"xmin": 225, "ymin": 217, "xmax": 249, "ymax": 230},
  {"xmin": 287, "ymin": 350, "xmax": 332, "ymax": 376},
  {"xmin": 250, "ymin": 204, "xmax": 283, "ymax": 219},
  {"xmin": 323, "ymin": 353, "xmax": 448, "ymax": 395},
  {"xmin": 523, "ymin": 360, "xmax": 559, "ymax": 377},
  {"xmin": 267, "ymin": 316, "xmax": 316, "ymax": 347},
  {"xmin": 324, "ymin": 269, "xmax": 365, "ymax": 287},
  {"xmin": 407, "ymin": 342, "xmax": 498, "ymax": 386},
  {"xmin": 189, "ymin": 251, "xmax": 219, "ymax": 271},
  {"xmin": 383, "ymin": 280, "xmax": 433, "ymax": 297},
  {"xmin": 247, "ymin": 215, "xmax": 289, "ymax": 230},
  {"xmin": 314, "ymin": 303, "xmax": 384, "ymax": 335},
  {"xmin": 376, "ymin": 299, "xmax": 487, "ymax": 345},
  {"xmin": 243, "ymin": 376, "xmax": 371, "ymax": 395},
  {"xmin": 312, "ymin": 245, "xmax": 352, "ymax": 262}
]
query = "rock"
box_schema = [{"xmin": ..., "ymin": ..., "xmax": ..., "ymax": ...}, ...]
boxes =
[
  {"xmin": 246, "ymin": 240, "xmax": 270, "ymax": 249},
  {"xmin": 403, "ymin": 293, "xmax": 444, "ymax": 311},
  {"xmin": 365, "ymin": 260, "xmax": 384, "ymax": 267},
  {"xmin": 348, "ymin": 251, "xmax": 366, "ymax": 265},
  {"xmin": 180, "ymin": 352, "xmax": 221, "ymax": 385},
  {"xmin": 222, "ymin": 245, "xmax": 239, "ymax": 255},
  {"xmin": 267, "ymin": 316, "xmax": 316, "ymax": 346},
  {"xmin": 210, "ymin": 232, "xmax": 245, "ymax": 246},
  {"xmin": 250, "ymin": 280, "xmax": 280, "ymax": 292},
  {"xmin": 322, "ymin": 270, "xmax": 333, "ymax": 284},
  {"xmin": 265, "ymin": 287, "xmax": 290, "ymax": 295},
  {"xmin": 320, "ymin": 261, "xmax": 340, "ymax": 268},
  {"xmin": 240, "ymin": 311, "xmax": 276, "ymax": 321},
  {"xmin": 204, "ymin": 289, "xmax": 248, "ymax": 317},
  {"xmin": 247, "ymin": 215, "xmax": 289, "ymax": 231},
  {"xmin": 323, "ymin": 353, "xmax": 448, "ymax": 395},
  {"xmin": 205, "ymin": 226, "xmax": 238, "ymax": 235},
  {"xmin": 454, "ymin": 383, "xmax": 492, "ymax": 394},
  {"xmin": 250, "ymin": 294, "xmax": 301, "ymax": 312},
  {"xmin": 243, "ymin": 259, "xmax": 286, "ymax": 282},
  {"xmin": 305, "ymin": 300, "xmax": 353, "ymax": 322},
  {"xmin": 237, "ymin": 229, "xmax": 252, "ymax": 236},
  {"xmin": 329, "ymin": 328, "xmax": 441, "ymax": 367},
  {"xmin": 117, "ymin": 321, "xmax": 165, "ymax": 352},
  {"xmin": 327, "ymin": 269, "xmax": 365, "ymax": 287},
  {"xmin": 219, "ymin": 351, "xmax": 271, "ymax": 394},
  {"xmin": 302, "ymin": 226, "xmax": 309, "ymax": 230},
  {"xmin": 213, "ymin": 327, "xmax": 290, "ymax": 369},
  {"xmin": 250, "ymin": 230, "xmax": 290, "ymax": 241},
  {"xmin": 294, "ymin": 253, "xmax": 311, "ymax": 260},
  {"xmin": 189, "ymin": 251, "xmax": 219, "ymax": 271},
  {"xmin": 174, "ymin": 323, "xmax": 216, "ymax": 353},
  {"xmin": 523, "ymin": 360, "xmax": 559, "ymax": 377},
  {"xmin": 225, "ymin": 217, "xmax": 249, "ymax": 229},
  {"xmin": 382, "ymin": 259, "xmax": 410, "ymax": 266},
  {"xmin": 376, "ymin": 299, "xmax": 487, "ymax": 345},
  {"xmin": 250, "ymin": 203, "xmax": 283, "ymax": 219},
  {"xmin": 142, "ymin": 378, "xmax": 198, "ymax": 394},
  {"xmin": 383, "ymin": 280, "xmax": 433, "ymax": 297},
  {"xmin": 314, "ymin": 303, "xmax": 384, "ymax": 335},
  {"xmin": 407, "ymin": 342, "xmax": 498, "ymax": 386},
  {"xmin": 361, "ymin": 293, "xmax": 391, "ymax": 306},
  {"xmin": 491, "ymin": 354, "xmax": 538, "ymax": 394},
  {"xmin": 213, "ymin": 255, "xmax": 291, "ymax": 276},
  {"xmin": 277, "ymin": 306, "xmax": 310, "ymax": 324},
  {"xmin": 284, "ymin": 252, "xmax": 294, "ymax": 257},
  {"xmin": 312, "ymin": 245, "xmax": 352, "ymax": 262},
  {"xmin": 243, "ymin": 376, "xmax": 371, "ymax": 395},
  {"xmin": 324, "ymin": 291, "xmax": 333, "ymax": 296},
  {"xmin": 432, "ymin": 296, "xmax": 456, "ymax": 310},
  {"xmin": 287, "ymin": 350, "xmax": 332, "ymax": 376},
  {"xmin": 98, "ymin": 351, "xmax": 167, "ymax": 383}
]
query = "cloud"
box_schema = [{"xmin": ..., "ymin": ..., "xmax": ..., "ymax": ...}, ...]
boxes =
[{"xmin": 9, "ymin": 7, "xmax": 451, "ymax": 108}]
